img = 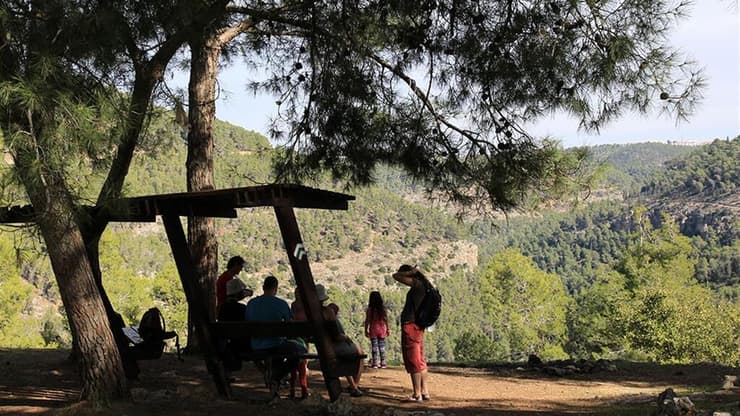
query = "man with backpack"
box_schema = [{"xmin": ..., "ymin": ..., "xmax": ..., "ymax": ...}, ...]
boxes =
[{"xmin": 393, "ymin": 264, "xmax": 440, "ymax": 402}]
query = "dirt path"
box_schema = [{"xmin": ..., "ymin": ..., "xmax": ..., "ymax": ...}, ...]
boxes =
[{"xmin": 0, "ymin": 349, "xmax": 737, "ymax": 415}]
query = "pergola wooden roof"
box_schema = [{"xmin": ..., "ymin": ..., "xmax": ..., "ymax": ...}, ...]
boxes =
[
  {"xmin": 0, "ymin": 183, "xmax": 354, "ymax": 223},
  {"xmin": 107, "ymin": 183, "xmax": 355, "ymax": 220},
  {"xmin": 0, "ymin": 184, "xmax": 356, "ymax": 401}
]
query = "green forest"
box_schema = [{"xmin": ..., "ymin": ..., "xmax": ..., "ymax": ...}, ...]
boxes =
[{"xmin": 1, "ymin": 121, "xmax": 738, "ymax": 367}]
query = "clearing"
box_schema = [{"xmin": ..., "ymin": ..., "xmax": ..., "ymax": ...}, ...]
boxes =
[{"xmin": 0, "ymin": 349, "xmax": 737, "ymax": 415}]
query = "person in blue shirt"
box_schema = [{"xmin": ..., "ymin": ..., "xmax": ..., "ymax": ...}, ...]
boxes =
[{"xmin": 245, "ymin": 275, "xmax": 304, "ymax": 397}]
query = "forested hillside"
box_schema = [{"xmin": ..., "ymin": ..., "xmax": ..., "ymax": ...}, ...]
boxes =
[
  {"xmin": 0, "ymin": 121, "xmax": 737, "ymax": 367},
  {"xmin": 641, "ymin": 139, "xmax": 738, "ymax": 198},
  {"xmin": 588, "ymin": 142, "xmax": 695, "ymax": 196}
]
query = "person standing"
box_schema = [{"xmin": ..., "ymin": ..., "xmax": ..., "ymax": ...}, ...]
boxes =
[
  {"xmin": 216, "ymin": 256, "xmax": 247, "ymax": 313},
  {"xmin": 364, "ymin": 291, "xmax": 390, "ymax": 368},
  {"xmin": 393, "ymin": 264, "xmax": 430, "ymax": 402}
]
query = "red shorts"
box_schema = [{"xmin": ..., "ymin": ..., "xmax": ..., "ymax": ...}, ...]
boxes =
[{"xmin": 401, "ymin": 322, "xmax": 427, "ymax": 374}]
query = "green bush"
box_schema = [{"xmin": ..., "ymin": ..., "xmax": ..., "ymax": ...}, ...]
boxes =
[{"xmin": 454, "ymin": 331, "xmax": 497, "ymax": 362}]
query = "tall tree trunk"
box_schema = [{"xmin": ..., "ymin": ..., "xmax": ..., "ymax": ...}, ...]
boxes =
[
  {"xmin": 78, "ymin": 73, "xmax": 162, "ymax": 376},
  {"xmin": 185, "ymin": 35, "xmax": 221, "ymax": 349},
  {"xmin": 13, "ymin": 134, "xmax": 127, "ymax": 402}
]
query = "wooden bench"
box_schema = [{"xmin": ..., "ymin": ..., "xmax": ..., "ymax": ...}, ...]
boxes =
[
  {"xmin": 238, "ymin": 349, "xmax": 321, "ymax": 388},
  {"xmin": 211, "ymin": 321, "xmax": 366, "ymax": 388}
]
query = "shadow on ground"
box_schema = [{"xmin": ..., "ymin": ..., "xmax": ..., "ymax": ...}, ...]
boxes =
[{"xmin": 0, "ymin": 349, "xmax": 737, "ymax": 415}]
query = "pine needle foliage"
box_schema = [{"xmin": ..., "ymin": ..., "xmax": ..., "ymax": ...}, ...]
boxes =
[{"xmin": 223, "ymin": 0, "xmax": 704, "ymax": 213}]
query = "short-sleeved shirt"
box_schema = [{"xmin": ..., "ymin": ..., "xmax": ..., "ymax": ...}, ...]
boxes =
[
  {"xmin": 400, "ymin": 278, "xmax": 426, "ymax": 324},
  {"xmin": 216, "ymin": 269, "xmax": 238, "ymax": 308},
  {"xmin": 245, "ymin": 295, "xmax": 292, "ymax": 350}
]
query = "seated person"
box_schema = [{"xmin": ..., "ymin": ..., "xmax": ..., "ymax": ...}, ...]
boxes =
[
  {"xmin": 216, "ymin": 256, "xmax": 246, "ymax": 313},
  {"xmin": 245, "ymin": 275, "xmax": 306, "ymax": 396},
  {"xmin": 290, "ymin": 287, "xmax": 310, "ymax": 400},
  {"xmin": 218, "ymin": 278, "xmax": 253, "ymax": 356},
  {"xmin": 315, "ymin": 284, "xmax": 365, "ymax": 397},
  {"xmin": 219, "ymin": 278, "xmax": 253, "ymax": 321}
]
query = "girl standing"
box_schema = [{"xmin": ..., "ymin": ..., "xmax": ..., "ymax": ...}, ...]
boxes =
[{"xmin": 364, "ymin": 291, "xmax": 390, "ymax": 368}]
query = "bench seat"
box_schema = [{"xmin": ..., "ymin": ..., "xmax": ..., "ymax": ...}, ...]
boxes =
[
  {"xmin": 211, "ymin": 321, "xmax": 367, "ymax": 384},
  {"xmin": 122, "ymin": 326, "xmax": 181, "ymax": 361}
]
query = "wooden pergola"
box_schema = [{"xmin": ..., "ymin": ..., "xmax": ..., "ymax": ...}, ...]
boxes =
[{"xmin": 0, "ymin": 184, "xmax": 356, "ymax": 401}]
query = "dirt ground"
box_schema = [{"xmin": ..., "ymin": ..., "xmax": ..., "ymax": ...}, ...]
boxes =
[{"xmin": 0, "ymin": 349, "xmax": 738, "ymax": 415}]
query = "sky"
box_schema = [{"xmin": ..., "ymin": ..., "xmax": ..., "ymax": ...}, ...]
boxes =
[{"xmin": 196, "ymin": 1, "xmax": 739, "ymax": 148}]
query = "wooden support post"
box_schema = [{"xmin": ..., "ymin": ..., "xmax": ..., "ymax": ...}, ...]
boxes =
[
  {"xmin": 161, "ymin": 213, "xmax": 232, "ymax": 398},
  {"xmin": 273, "ymin": 206, "xmax": 343, "ymax": 401}
]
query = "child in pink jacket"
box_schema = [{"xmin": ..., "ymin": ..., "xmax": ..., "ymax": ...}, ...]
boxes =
[{"xmin": 364, "ymin": 291, "xmax": 390, "ymax": 368}]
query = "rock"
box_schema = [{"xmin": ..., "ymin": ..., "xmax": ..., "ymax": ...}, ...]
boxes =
[
  {"xmin": 176, "ymin": 384, "xmax": 215, "ymax": 401},
  {"xmin": 581, "ymin": 361, "xmax": 595, "ymax": 373},
  {"xmin": 656, "ymin": 388, "xmax": 695, "ymax": 416},
  {"xmin": 327, "ymin": 396, "xmax": 353, "ymax": 416},
  {"xmin": 148, "ymin": 389, "xmax": 174, "ymax": 402},
  {"xmin": 675, "ymin": 397, "xmax": 695, "ymax": 413},
  {"xmin": 721, "ymin": 375, "xmax": 737, "ymax": 390},
  {"xmin": 528, "ymin": 354, "xmax": 543, "ymax": 368},
  {"xmin": 544, "ymin": 366, "xmax": 567, "ymax": 377},
  {"xmin": 593, "ymin": 360, "xmax": 618, "ymax": 372},
  {"xmin": 604, "ymin": 363, "xmax": 618, "ymax": 372},
  {"xmin": 130, "ymin": 387, "xmax": 148, "ymax": 402},
  {"xmin": 383, "ymin": 409, "xmax": 446, "ymax": 416}
]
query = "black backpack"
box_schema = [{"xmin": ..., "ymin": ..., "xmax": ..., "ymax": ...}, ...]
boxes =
[
  {"xmin": 138, "ymin": 307, "xmax": 166, "ymax": 343},
  {"xmin": 135, "ymin": 307, "xmax": 181, "ymax": 361},
  {"xmin": 415, "ymin": 279, "xmax": 442, "ymax": 329}
]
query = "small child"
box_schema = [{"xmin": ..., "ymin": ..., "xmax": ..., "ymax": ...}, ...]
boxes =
[{"xmin": 363, "ymin": 291, "xmax": 390, "ymax": 368}]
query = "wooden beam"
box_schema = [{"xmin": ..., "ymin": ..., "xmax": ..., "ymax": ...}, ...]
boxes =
[
  {"xmin": 119, "ymin": 196, "xmax": 239, "ymax": 219},
  {"xmin": 213, "ymin": 321, "xmax": 312, "ymax": 339},
  {"xmin": 233, "ymin": 184, "xmax": 353, "ymax": 210},
  {"xmin": 0, "ymin": 205, "xmax": 36, "ymax": 223},
  {"xmin": 273, "ymin": 205, "xmax": 343, "ymax": 401},
  {"xmin": 0, "ymin": 184, "xmax": 355, "ymax": 223},
  {"xmin": 161, "ymin": 213, "xmax": 232, "ymax": 398},
  {"xmin": 158, "ymin": 204, "xmax": 237, "ymax": 218},
  {"xmin": 111, "ymin": 184, "xmax": 354, "ymax": 220},
  {"xmin": 212, "ymin": 320, "xmax": 343, "ymax": 339}
]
